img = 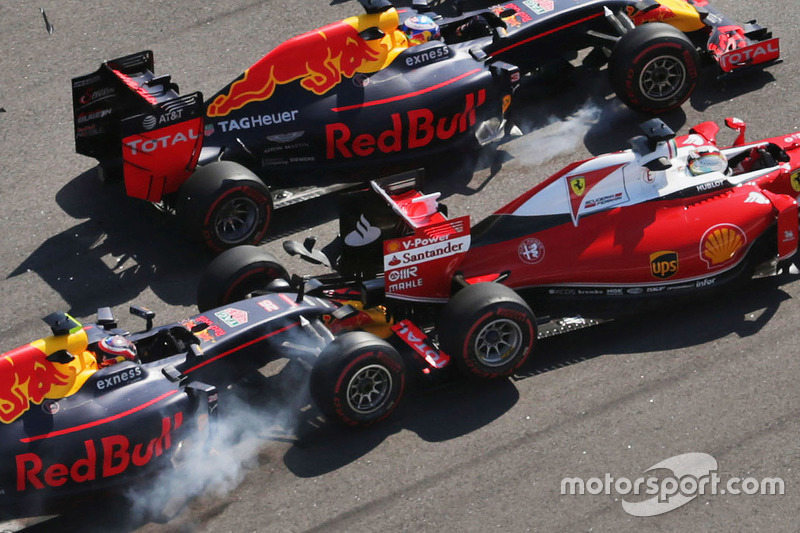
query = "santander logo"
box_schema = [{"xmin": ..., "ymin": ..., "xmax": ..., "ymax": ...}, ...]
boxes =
[{"xmin": 344, "ymin": 214, "xmax": 381, "ymax": 247}]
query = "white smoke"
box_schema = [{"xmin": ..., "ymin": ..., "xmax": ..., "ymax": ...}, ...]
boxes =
[
  {"xmin": 125, "ymin": 360, "xmax": 312, "ymax": 523},
  {"xmin": 509, "ymin": 102, "xmax": 604, "ymax": 167}
]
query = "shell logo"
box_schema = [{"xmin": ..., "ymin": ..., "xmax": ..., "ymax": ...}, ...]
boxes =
[
  {"xmin": 700, "ymin": 224, "xmax": 746, "ymax": 268},
  {"xmin": 386, "ymin": 241, "xmax": 401, "ymax": 253}
]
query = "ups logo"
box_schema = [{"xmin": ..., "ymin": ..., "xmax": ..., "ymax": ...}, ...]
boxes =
[{"xmin": 650, "ymin": 251, "xmax": 679, "ymax": 279}]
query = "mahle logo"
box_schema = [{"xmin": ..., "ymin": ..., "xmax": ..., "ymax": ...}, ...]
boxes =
[{"xmin": 650, "ymin": 251, "xmax": 678, "ymax": 279}]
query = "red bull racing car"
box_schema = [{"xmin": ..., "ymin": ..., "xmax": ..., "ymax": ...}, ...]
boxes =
[
  {"xmin": 198, "ymin": 116, "xmax": 800, "ymax": 424},
  {"xmin": 1, "ymin": 292, "xmax": 404, "ymax": 518},
  {"xmin": 71, "ymin": 0, "xmax": 778, "ymax": 252}
]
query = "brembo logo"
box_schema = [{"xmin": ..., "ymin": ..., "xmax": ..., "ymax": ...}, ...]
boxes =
[
  {"xmin": 15, "ymin": 413, "xmax": 183, "ymax": 491},
  {"xmin": 326, "ymin": 90, "xmax": 487, "ymax": 159}
]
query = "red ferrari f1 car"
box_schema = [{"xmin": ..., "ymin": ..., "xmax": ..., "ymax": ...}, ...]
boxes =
[
  {"xmin": 71, "ymin": 0, "xmax": 778, "ymax": 251},
  {"xmin": 198, "ymin": 116, "xmax": 800, "ymax": 424},
  {"xmin": 0, "ymin": 293, "xmax": 406, "ymax": 518}
]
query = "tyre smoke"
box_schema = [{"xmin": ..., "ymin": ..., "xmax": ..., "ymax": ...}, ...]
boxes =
[
  {"xmin": 510, "ymin": 102, "xmax": 603, "ymax": 167},
  {"xmin": 124, "ymin": 358, "xmax": 313, "ymax": 524}
]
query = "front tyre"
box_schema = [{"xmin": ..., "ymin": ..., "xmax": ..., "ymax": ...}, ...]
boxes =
[
  {"xmin": 197, "ymin": 245, "xmax": 289, "ymax": 312},
  {"xmin": 438, "ymin": 283, "xmax": 536, "ymax": 379},
  {"xmin": 310, "ymin": 332, "xmax": 405, "ymax": 427},
  {"xmin": 609, "ymin": 22, "xmax": 699, "ymax": 114},
  {"xmin": 177, "ymin": 161, "xmax": 273, "ymax": 253}
]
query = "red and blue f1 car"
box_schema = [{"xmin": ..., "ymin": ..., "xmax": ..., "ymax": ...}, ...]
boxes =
[
  {"xmin": 1, "ymin": 292, "xmax": 406, "ymax": 518},
  {"xmin": 198, "ymin": 116, "xmax": 800, "ymax": 425},
  {"xmin": 71, "ymin": 0, "xmax": 778, "ymax": 251}
]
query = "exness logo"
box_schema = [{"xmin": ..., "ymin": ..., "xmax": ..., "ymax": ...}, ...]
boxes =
[{"xmin": 561, "ymin": 453, "xmax": 784, "ymax": 517}]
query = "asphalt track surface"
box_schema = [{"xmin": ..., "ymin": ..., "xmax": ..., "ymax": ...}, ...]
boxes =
[{"xmin": 1, "ymin": 1, "xmax": 799, "ymax": 531}]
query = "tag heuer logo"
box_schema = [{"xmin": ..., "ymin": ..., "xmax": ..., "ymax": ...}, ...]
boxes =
[{"xmin": 570, "ymin": 176, "xmax": 586, "ymax": 196}]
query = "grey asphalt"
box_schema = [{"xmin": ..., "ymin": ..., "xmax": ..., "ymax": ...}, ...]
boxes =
[{"xmin": 1, "ymin": 1, "xmax": 799, "ymax": 531}]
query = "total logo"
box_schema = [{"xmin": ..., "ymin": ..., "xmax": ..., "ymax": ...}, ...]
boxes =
[
  {"xmin": 392, "ymin": 320, "xmax": 448, "ymax": 368},
  {"xmin": 125, "ymin": 129, "xmax": 200, "ymax": 155},
  {"xmin": 326, "ymin": 90, "xmax": 487, "ymax": 159},
  {"xmin": 719, "ymin": 39, "xmax": 780, "ymax": 72}
]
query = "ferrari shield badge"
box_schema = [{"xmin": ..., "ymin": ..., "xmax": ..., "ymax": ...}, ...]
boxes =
[{"xmin": 570, "ymin": 176, "xmax": 586, "ymax": 196}]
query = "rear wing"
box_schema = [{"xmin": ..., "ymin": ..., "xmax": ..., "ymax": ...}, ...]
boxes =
[
  {"xmin": 71, "ymin": 51, "xmax": 204, "ymax": 201},
  {"xmin": 336, "ymin": 169, "xmax": 470, "ymax": 302}
]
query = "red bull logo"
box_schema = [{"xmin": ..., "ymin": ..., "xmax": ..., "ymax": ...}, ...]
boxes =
[
  {"xmin": 628, "ymin": 5, "xmax": 676, "ymax": 24},
  {"xmin": 0, "ymin": 345, "xmax": 73, "ymax": 424},
  {"xmin": 16, "ymin": 413, "xmax": 183, "ymax": 491},
  {"xmin": 207, "ymin": 14, "xmax": 404, "ymax": 117},
  {"xmin": 326, "ymin": 90, "xmax": 487, "ymax": 159}
]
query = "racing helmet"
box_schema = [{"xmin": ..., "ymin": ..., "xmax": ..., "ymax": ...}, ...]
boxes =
[
  {"xmin": 401, "ymin": 15, "xmax": 441, "ymax": 45},
  {"xmin": 688, "ymin": 148, "xmax": 728, "ymax": 176},
  {"xmin": 97, "ymin": 335, "xmax": 138, "ymax": 366}
]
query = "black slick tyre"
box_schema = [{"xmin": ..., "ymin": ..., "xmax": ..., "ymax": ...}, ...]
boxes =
[
  {"xmin": 197, "ymin": 245, "xmax": 289, "ymax": 312},
  {"xmin": 609, "ymin": 22, "xmax": 699, "ymax": 114},
  {"xmin": 310, "ymin": 332, "xmax": 405, "ymax": 427},
  {"xmin": 177, "ymin": 161, "xmax": 273, "ymax": 253},
  {"xmin": 438, "ymin": 283, "xmax": 536, "ymax": 378}
]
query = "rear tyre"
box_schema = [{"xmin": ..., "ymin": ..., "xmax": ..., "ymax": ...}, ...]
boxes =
[
  {"xmin": 609, "ymin": 22, "xmax": 699, "ymax": 114},
  {"xmin": 177, "ymin": 161, "xmax": 273, "ymax": 253},
  {"xmin": 438, "ymin": 283, "xmax": 536, "ymax": 378},
  {"xmin": 197, "ymin": 245, "xmax": 289, "ymax": 312},
  {"xmin": 310, "ymin": 332, "xmax": 405, "ymax": 427}
]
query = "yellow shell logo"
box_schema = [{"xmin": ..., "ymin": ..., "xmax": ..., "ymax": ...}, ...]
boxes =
[
  {"xmin": 386, "ymin": 241, "xmax": 401, "ymax": 253},
  {"xmin": 701, "ymin": 224, "xmax": 746, "ymax": 268}
]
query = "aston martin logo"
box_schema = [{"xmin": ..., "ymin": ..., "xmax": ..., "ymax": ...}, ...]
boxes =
[{"xmin": 570, "ymin": 177, "xmax": 586, "ymax": 196}]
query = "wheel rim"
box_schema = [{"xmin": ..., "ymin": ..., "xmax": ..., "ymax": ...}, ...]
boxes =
[
  {"xmin": 346, "ymin": 364, "xmax": 393, "ymax": 415},
  {"xmin": 638, "ymin": 54, "xmax": 687, "ymax": 102},
  {"xmin": 213, "ymin": 196, "xmax": 259, "ymax": 245},
  {"xmin": 473, "ymin": 318, "xmax": 523, "ymax": 367}
]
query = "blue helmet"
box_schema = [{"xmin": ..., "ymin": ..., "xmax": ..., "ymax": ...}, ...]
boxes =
[{"xmin": 401, "ymin": 15, "xmax": 441, "ymax": 45}]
